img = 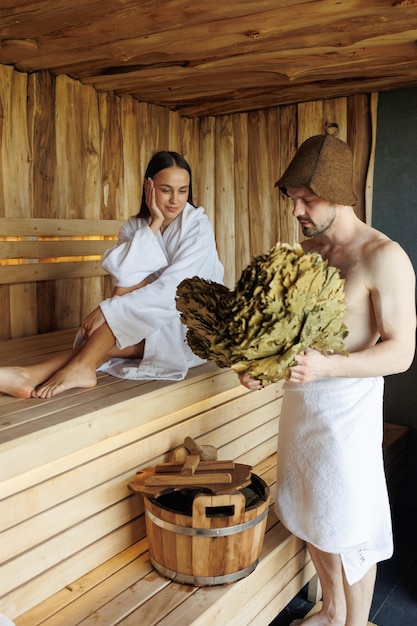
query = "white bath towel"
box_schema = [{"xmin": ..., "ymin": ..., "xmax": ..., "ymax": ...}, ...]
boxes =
[
  {"xmin": 0, "ymin": 613, "xmax": 15, "ymax": 626},
  {"xmin": 275, "ymin": 376, "xmax": 393, "ymax": 585}
]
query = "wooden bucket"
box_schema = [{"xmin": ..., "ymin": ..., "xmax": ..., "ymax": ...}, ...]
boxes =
[{"xmin": 144, "ymin": 473, "xmax": 270, "ymax": 585}]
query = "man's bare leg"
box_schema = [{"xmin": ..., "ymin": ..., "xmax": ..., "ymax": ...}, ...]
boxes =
[
  {"xmin": 344, "ymin": 561, "xmax": 376, "ymax": 626},
  {"xmin": 0, "ymin": 349, "xmax": 78, "ymax": 399},
  {"xmin": 291, "ymin": 543, "xmax": 376, "ymax": 626},
  {"xmin": 33, "ymin": 323, "xmax": 144, "ymax": 398}
]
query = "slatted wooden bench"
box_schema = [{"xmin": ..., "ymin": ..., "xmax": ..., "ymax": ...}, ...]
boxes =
[
  {"xmin": 0, "ymin": 335, "xmax": 409, "ymax": 626},
  {"xmin": 0, "ymin": 328, "xmax": 318, "ymax": 625}
]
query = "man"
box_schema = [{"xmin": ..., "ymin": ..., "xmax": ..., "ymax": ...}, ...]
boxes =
[{"xmin": 240, "ymin": 125, "xmax": 416, "ymax": 626}]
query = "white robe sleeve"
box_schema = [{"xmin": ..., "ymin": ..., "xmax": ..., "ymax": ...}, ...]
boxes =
[{"xmin": 100, "ymin": 216, "xmax": 168, "ymax": 287}]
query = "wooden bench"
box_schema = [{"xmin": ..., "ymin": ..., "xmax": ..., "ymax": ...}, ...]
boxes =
[
  {"xmin": 0, "ymin": 328, "xmax": 319, "ymax": 625},
  {"xmin": 0, "ymin": 329, "xmax": 410, "ymax": 625}
]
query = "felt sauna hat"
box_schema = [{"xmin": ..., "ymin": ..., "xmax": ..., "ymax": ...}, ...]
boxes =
[{"xmin": 275, "ymin": 123, "xmax": 358, "ymax": 206}]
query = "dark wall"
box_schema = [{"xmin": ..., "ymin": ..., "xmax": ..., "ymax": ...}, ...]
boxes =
[{"xmin": 372, "ymin": 88, "xmax": 417, "ymax": 507}]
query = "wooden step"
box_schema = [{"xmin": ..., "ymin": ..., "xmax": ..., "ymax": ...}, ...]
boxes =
[
  {"xmin": 13, "ymin": 454, "xmax": 316, "ymax": 626},
  {"xmin": 0, "ymin": 330, "xmax": 283, "ymax": 619}
]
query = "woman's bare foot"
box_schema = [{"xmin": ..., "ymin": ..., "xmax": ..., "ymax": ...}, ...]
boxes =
[
  {"xmin": 0, "ymin": 366, "xmax": 37, "ymax": 399},
  {"xmin": 32, "ymin": 362, "xmax": 98, "ymax": 398}
]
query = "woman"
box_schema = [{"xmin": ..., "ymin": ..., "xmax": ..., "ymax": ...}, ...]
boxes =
[{"xmin": 0, "ymin": 151, "xmax": 224, "ymax": 399}]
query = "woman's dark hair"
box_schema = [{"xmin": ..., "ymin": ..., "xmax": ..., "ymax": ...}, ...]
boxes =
[{"xmin": 137, "ymin": 151, "xmax": 195, "ymax": 218}]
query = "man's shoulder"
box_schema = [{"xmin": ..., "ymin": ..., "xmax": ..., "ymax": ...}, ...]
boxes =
[{"xmin": 363, "ymin": 230, "xmax": 414, "ymax": 277}]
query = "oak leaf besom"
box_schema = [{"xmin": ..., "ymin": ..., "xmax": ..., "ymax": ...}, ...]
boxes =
[{"xmin": 176, "ymin": 243, "xmax": 348, "ymax": 384}]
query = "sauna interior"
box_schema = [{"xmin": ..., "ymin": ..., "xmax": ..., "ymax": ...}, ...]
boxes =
[{"xmin": 0, "ymin": 2, "xmax": 416, "ymax": 625}]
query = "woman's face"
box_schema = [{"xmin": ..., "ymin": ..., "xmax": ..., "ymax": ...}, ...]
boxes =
[{"xmin": 152, "ymin": 166, "xmax": 190, "ymax": 226}]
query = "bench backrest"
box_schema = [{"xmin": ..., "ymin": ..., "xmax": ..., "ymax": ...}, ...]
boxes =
[
  {"xmin": 0, "ymin": 217, "xmax": 125, "ymax": 339},
  {"xmin": 0, "ymin": 218, "xmax": 124, "ymax": 284}
]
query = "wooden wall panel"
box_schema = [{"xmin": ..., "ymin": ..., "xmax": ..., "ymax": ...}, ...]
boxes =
[
  {"xmin": 232, "ymin": 113, "xmax": 250, "ymax": 279},
  {"xmin": 347, "ymin": 93, "xmax": 372, "ymax": 223},
  {"xmin": 215, "ymin": 116, "xmax": 235, "ymax": 288},
  {"xmin": 0, "ymin": 66, "xmax": 32, "ymax": 218},
  {"xmin": 0, "ymin": 65, "xmax": 373, "ymax": 339},
  {"xmin": 276, "ymin": 104, "xmax": 300, "ymax": 245},
  {"xmin": 196, "ymin": 116, "xmax": 215, "ymax": 225},
  {"xmin": 28, "ymin": 71, "xmax": 56, "ymax": 218},
  {"xmin": 98, "ymin": 92, "xmax": 123, "ymax": 220}
]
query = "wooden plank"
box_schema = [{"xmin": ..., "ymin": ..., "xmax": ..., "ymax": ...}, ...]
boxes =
[
  {"xmin": 1, "ymin": 472, "xmax": 143, "ymax": 562},
  {"xmin": 0, "ymin": 498, "xmax": 146, "ymax": 599},
  {"xmin": 181, "ymin": 116, "xmax": 200, "ymax": 191},
  {"xmin": 98, "ymin": 92, "xmax": 124, "ymax": 220},
  {"xmin": 0, "ymin": 493, "xmax": 145, "ymax": 587},
  {"xmin": 168, "ymin": 108, "xmax": 182, "ymax": 154},
  {"xmin": 0, "ymin": 259, "xmax": 109, "ymax": 284},
  {"xmin": 215, "ymin": 115, "xmax": 235, "ymax": 288},
  {"xmin": 232, "ymin": 113, "xmax": 250, "ymax": 278},
  {"xmin": 348, "ymin": 93, "xmax": 371, "ymax": 222},
  {"xmin": 12, "ymin": 541, "xmax": 151, "ymax": 626},
  {"xmin": 0, "ymin": 283, "xmax": 11, "ymax": 340},
  {"xmin": 365, "ymin": 92, "xmax": 379, "ymax": 225},
  {"xmin": 55, "ymin": 276, "xmax": 82, "ymax": 328},
  {"xmin": 0, "ymin": 218, "xmax": 124, "ymax": 236},
  {"xmin": 121, "ymin": 95, "xmax": 143, "ymax": 219},
  {"xmin": 248, "ymin": 558, "xmax": 316, "ymax": 625},
  {"xmin": 324, "ymin": 97, "xmax": 347, "ymax": 142},
  {"xmin": 277, "ymin": 104, "xmax": 300, "ymax": 245},
  {"xmin": 0, "ymin": 328, "xmax": 76, "ymax": 362},
  {"xmin": 4, "ymin": 518, "xmax": 145, "ymax": 620},
  {"xmin": 198, "ymin": 116, "xmax": 216, "ymax": 226},
  {"xmin": 248, "ymin": 110, "xmax": 272, "ymax": 257},
  {"xmin": 0, "ymin": 239, "xmax": 115, "ymax": 259},
  {"xmin": 80, "ymin": 275, "xmax": 104, "ymax": 321},
  {"xmin": 0, "ymin": 67, "xmax": 32, "ymax": 219},
  {"xmin": 9, "ymin": 283, "xmax": 38, "ymax": 338},
  {"xmin": 298, "ymin": 100, "xmax": 324, "ymax": 144},
  {"xmin": 266, "ymin": 107, "xmax": 280, "ymax": 246},
  {"xmin": 28, "ymin": 71, "xmax": 56, "ymax": 218},
  {"xmin": 137, "ymin": 101, "xmax": 152, "ymax": 214}
]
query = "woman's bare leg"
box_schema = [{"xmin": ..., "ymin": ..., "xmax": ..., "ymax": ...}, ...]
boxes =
[
  {"xmin": 0, "ymin": 349, "xmax": 79, "ymax": 399},
  {"xmin": 33, "ymin": 323, "xmax": 144, "ymax": 398}
]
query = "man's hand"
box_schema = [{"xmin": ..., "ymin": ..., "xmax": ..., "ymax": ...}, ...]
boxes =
[
  {"xmin": 288, "ymin": 348, "xmax": 329, "ymax": 383},
  {"xmin": 238, "ymin": 372, "xmax": 264, "ymax": 391}
]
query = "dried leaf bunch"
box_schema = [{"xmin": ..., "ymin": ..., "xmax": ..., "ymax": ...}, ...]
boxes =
[{"xmin": 176, "ymin": 243, "xmax": 348, "ymax": 384}]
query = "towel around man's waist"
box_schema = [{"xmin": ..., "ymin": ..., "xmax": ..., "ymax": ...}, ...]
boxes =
[{"xmin": 275, "ymin": 376, "xmax": 393, "ymax": 582}]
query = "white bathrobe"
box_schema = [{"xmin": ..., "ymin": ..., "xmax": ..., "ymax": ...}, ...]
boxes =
[
  {"xmin": 96, "ymin": 203, "xmax": 224, "ymax": 381},
  {"xmin": 275, "ymin": 376, "xmax": 393, "ymax": 585}
]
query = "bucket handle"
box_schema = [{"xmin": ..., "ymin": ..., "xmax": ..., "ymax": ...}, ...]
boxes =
[{"xmin": 192, "ymin": 492, "xmax": 246, "ymax": 529}]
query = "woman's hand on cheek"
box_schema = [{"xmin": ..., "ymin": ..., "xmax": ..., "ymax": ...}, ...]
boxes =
[{"xmin": 144, "ymin": 178, "xmax": 164, "ymax": 224}]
